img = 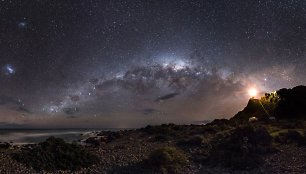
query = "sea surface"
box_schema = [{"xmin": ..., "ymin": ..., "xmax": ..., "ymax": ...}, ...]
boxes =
[{"xmin": 0, "ymin": 129, "xmax": 119, "ymax": 144}]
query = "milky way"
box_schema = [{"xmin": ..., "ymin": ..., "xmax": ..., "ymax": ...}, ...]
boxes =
[{"xmin": 0, "ymin": 0, "xmax": 305, "ymax": 128}]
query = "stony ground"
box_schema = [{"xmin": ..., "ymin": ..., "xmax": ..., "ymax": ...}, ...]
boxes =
[
  {"xmin": 0, "ymin": 126, "xmax": 305, "ymax": 174},
  {"xmin": 265, "ymin": 144, "xmax": 306, "ymax": 174}
]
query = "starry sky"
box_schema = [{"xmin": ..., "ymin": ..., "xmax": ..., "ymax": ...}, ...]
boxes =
[{"xmin": 0, "ymin": 0, "xmax": 305, "ymax": 128}]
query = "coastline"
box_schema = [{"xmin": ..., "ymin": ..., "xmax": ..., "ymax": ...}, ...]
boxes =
[
  {"xmin": 0, "ymin": 121, "xmax": 305, "ymax": 174},
  {"xmin": 0, "ymin": 128, "xmax": 123, "ymax": 144}
]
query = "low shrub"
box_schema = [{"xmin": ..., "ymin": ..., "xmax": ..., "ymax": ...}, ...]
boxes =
[
  {"xmin": 12, "ymin": 136, "xmax": 98, "ymax": 171},
  {"xmin": 147, "ymin": 147, "xmax": 188, "ymax": 174},
  {"xmin": 177, "ymin": 135, "xmax": 205, "ymax": 146},
  {"xmin": 207, "ymin": 125, "xmax": 274, "ymax": 170},
  {"xmin": 206, "ymin": 119, "xmax": 231, "ymax": 128},
  {"xmin": 142, "ymin": 124, "xmax": 183, "ymax": 142},
  {"xmin": 275, "ymin": 130, "xmax": 306, "ymax": 145},
  {"xmin": 154, "ymin": 134, "xmax": 172, "ymax": 142},
  {"xmin": 0, "ymin": 142, "xmax": 10, "ymax": 149},
  {"xmin": 142, "ymin": 124, "xmax": 179, "ymax": 136}
]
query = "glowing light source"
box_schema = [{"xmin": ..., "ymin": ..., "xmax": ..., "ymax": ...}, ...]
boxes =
[{"xmin": 248, "ymin": 88, "xmax": 258, "ymax": 98}]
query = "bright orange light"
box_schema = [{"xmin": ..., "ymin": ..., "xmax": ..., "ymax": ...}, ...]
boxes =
[{"xmin": 248, "ymin": 88, "xmax": 258, "ymax": 98}]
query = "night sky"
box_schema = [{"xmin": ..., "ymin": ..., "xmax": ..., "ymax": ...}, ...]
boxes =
[{"xmin": 0, "ymin": 0, "xmax": 305, "ymax": 128}]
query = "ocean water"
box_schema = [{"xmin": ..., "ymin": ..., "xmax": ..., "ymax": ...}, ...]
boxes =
[{"xmin": 0, "ymin": 129, "xmax": 117, "ymax": 144}]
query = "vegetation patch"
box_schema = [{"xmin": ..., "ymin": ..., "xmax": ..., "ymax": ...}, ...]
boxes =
[
  {"xmin": 275, "ymin": 130, "xmax": 306, "ymax": 146},
  {"xmin": 177, "ymin": 135, "xmax": 205, "ymax": 146},
  {"xmin": 207, "ymin": 125, "xmax": 274, "ymax": 170},
  {"xmin": 147, "ymin": 147, "xmax": 188, "ymax": 174},
  {"xmin": 275, "ymin": 86, "xmax": 306, "ymax": 119},
  {"xmin": 12, "ymin": 136, "xmax": 98, "ymax": 171},
  {"xmin": 0, "ymin": 142, "xmax": 10, "ymax": 149},
  {"xmin": 141, "ymin": 124, "xmax": 185, "ymax": 142}
]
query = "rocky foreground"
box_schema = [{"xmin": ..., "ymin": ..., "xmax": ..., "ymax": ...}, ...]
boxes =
[{"xmin": 0, "ymin": 119, "xmax": 305, "ymax": 174}]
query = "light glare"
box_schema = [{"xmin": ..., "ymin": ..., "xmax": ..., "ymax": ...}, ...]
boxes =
[{"xmin": 248, "ymin": 88, "xmax": 258, "ymax": 98}]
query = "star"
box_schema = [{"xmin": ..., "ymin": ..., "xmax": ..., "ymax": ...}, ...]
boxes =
[
  {"xmin": 17, "ymin": 21, "xmax": 27, "ymax": 29},
  {"xmin": 2, "ymin": 64, "xmax": 16, "ymax": 76}
]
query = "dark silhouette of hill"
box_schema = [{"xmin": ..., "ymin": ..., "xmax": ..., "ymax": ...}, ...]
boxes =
[
  {"xmin": 276, "ymin": 86, "xmax": 306, "ymax": 119},
  {"xmin": 231, "ymin": 85, "xmax": 306, "ymax": 122},
  {"xmin": 230, "ymin": 99, "xmax": 268, "ymax": 122}
]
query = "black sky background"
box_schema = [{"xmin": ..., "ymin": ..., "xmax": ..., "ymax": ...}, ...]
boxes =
[{"xmin": 0, "ymin": 0, "xmax": 305, "ymax": 128}]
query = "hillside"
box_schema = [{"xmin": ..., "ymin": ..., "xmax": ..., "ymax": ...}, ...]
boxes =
[{"xmin": 231, "ymin": 85, "xmax": 306, "ymax": 122}]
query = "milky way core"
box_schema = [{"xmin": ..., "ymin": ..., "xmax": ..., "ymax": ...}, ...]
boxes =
[{"xmin": 0, "ymin": 0, "xmax": 305, "ymax": 128}]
